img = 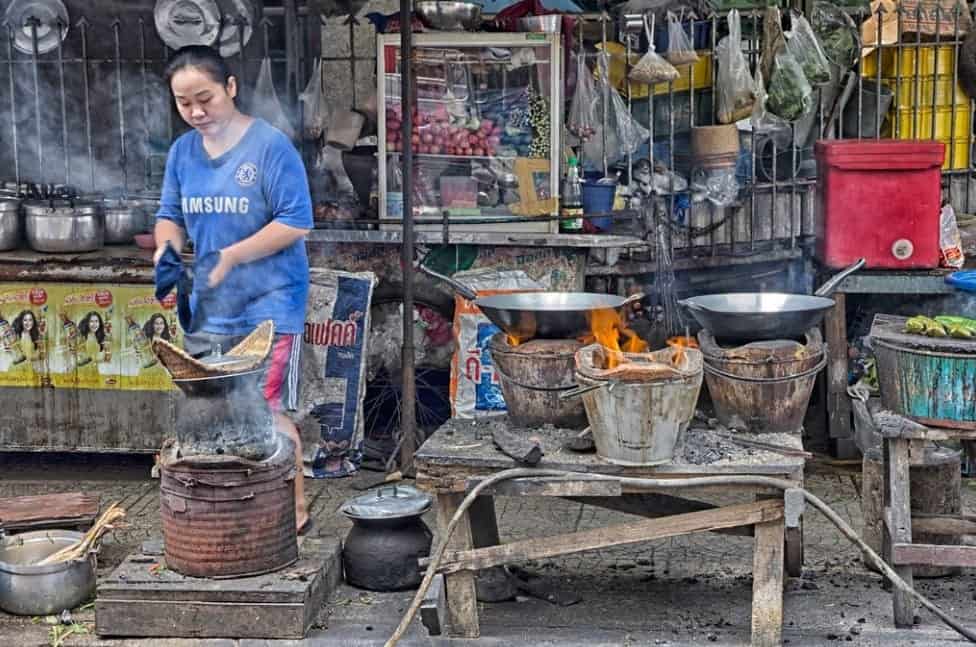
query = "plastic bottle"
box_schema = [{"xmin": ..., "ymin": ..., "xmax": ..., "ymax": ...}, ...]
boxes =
[{"xmin": 560, "ymin": 156, "xmax": 584, "ymax": 233}]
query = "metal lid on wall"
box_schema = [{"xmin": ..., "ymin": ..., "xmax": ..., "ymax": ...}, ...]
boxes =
[
  {"xmin": 340, "ymin": 484, "xmax": 433, "ymax": 521},
  {"xmin": 154, "ymin": 0, "xmax": 222, "ymax": 50},
  {"xmin": 215, "ymin": 0, "xmax": 255, "ymax": 57},
  {"xmin": 3, "ymin": 0, "xmax": 69, "ymax": 55}
]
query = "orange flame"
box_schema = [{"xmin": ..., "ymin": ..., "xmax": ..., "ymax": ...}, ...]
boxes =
[
  {"xmin": 507, "ymin": 334, "xmax": 522, "ymax": 347},
  {"xmin": 583, "ymin": 309, "xmax": 649, "ymax": 369}
]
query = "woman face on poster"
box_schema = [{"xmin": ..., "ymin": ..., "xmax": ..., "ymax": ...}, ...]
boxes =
[
  {"xmin": 78, "ymin": 311, "xmax": 106, "ymax": 346},
  {"xmin": 12, "ymin": 310, "xmax": 38, "ymax": 345},
  {"xmin": 144, "ymin": 313, "xmax": 171, "ymax": 342}
]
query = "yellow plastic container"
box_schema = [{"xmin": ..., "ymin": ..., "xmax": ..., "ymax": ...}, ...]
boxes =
[
  {"xmin": 942, "ymin": 137, "xmax": 971, "ymax": 170},
  {"xmin": 862, "ymin": 45, "xmax": 957, "ymax": 79},
  {"xmin": 886, "ymin": 105, "xmax": 971, "ymax": 140},
  {"xmin": 882, "ymin": 75, "xmax": 968, "ymax": 108},
  {"xmin": 594, "ymin": 43, "xmax": 712, "ymax": 99}
]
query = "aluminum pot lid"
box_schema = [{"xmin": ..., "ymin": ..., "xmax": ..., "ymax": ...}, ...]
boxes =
[
  {"xmin": 23, "ymin": 199, "xmax": 99, "ymax": 215},
  {"xmin": 3, "ymin": 0, "xmax": 69, "ymax": 55},
  {"xmin": 215, "ymin": 0, "xmax": 255, "ymax": 57},
  {"xmin": 0, "ymin": 198, "xmax": 20, "ymax": 212},
  {"xmin": 340, "ymin": 484, "xmax": 432, "ymax": 520},
  {"xmin": 154, "ymin": 0, "xmax": 222, "ymax": 50}
]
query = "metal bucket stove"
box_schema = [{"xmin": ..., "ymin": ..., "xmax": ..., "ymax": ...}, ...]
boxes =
[{"xmin": 152, "ymin": 323, "xmax": 298, "ymax": 578}]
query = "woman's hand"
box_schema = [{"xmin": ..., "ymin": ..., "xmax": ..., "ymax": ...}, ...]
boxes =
[
  {"xmin": 207, "ymin": 249, "xmax": 238, "ymax": 288},
  {"xmin": 153, "ymin": 245, "xmax": 167, "ymax": 266}
]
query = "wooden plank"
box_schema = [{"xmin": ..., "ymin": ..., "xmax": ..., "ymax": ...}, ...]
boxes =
[
  {"xmin": 892, "ymin": 543, "xmax": 976, "ymax": 568},
  {"xmin": 912, "ymin": 513, "xmax": 976, "ymax": 536},
  {"xmin": 751, "ymin": 517, "xmax": 785, "ymax": 647},
  {"xmin": 96, "ymin": 599, "xmax": 308, "ymax": 639},
  {"xmin": 420, "ymin": 574, "xmax": 446, "ymax": 636},
  {"xmin": 470, "ymin": 477, "xmax": 622, "ymax": 497},
  {"xmin": 468, "ymin": 496, "xmax": 518, "ymax": 603},
  {"xmin": 0, "ymin": 492, "xmax": 99, "ymax": 530},
  {"xmin": 426, "ymin": 499, "xmax": 784, "ymax": 575},
  {"xmin": 824, "ymin": 292, "xmax": 852, "ymax": 441},
  {"xmin": 564, "ymin": 494, "xmax": 753, "ymax": 537},
  {"xmin": 884, "ymin": 438, "xmax": 916, "ymax": 628},
  {"xmin": 435, "ymin": 493, "xmax": 479, "ymax": 639}
]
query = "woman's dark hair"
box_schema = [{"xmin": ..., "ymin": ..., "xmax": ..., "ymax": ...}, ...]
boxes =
[
  {"xmin": 78, "ymin": 311, "xmax": 105, "ymax": 347},
  {"xmin": 11, "ymin": 310, "xmax": 38, "ymax": 346},
  {"xmin": 143, "ymin": 313, "xmax": 171, "ymax": 342},
  {"xmin": 164, "ymin": 45, "xmax": 232, "ymax": 88}
]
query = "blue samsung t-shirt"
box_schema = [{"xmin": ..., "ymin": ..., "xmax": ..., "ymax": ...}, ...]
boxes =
[{"xmin": 156, "ymin": 118, "xmax": 313, "ymax": 336}]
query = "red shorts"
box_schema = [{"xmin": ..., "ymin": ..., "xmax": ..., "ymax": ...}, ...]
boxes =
[{"xmin": 263, "ymin": 334, "xmax": 299, "ymax": 413}]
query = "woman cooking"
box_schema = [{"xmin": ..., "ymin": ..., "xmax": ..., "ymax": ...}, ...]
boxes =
[{"xmin": 154, "ymin": 45, "xmax": 313, "ymax": 534}]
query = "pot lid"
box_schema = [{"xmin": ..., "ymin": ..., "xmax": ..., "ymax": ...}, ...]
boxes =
[
  {"xmin": 340, "ymin": 484, "xmax": 432, "ymax": 520},
  {"xmin": 0, "ymin": 198, "xmax": 19, "ymax": 212},
  {"xmin": 23, "ymin": 199, "xmax": 98, "ymax": 214},
  {"xmin": 215, "ymin": 0, "xmax": 255, "ymax": 57},
  {"xmin": 154, "ymin": 0, "xmax": 222, "ymax": 50},
  {"xmin": 3, "ymin": 0, "xmax": 69, "ymax": 56}
]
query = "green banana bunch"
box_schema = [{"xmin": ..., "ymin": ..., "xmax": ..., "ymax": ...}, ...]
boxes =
[{"xmin": 904, "ymin": 316, "xmax": 947, "ymax": 337}]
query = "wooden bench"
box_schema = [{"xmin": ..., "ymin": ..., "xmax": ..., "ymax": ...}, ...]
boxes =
[
  {"xmin": 0, "ymin": 492, "xmax": 99, "ymax": 534},
  {"xmin": 415, "ymin": 418, "xmax": 807, "ymax": 646}
]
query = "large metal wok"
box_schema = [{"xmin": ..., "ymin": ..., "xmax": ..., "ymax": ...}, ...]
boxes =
[
  {"xmin": 420, "ymin": 266, "xmax": 642, "ymax": 340},
  {"xmin": 679, "ymin": 259, "xmax": 865, "ymax": 341}
]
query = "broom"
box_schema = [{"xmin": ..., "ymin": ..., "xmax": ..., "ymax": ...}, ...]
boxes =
[{"xmin": 34, "ymin": 502, "xmax": 126, "ymax": 566}]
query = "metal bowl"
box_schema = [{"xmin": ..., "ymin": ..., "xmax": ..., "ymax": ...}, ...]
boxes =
[
  {"xmin": 24, "ymin": 200, "xmax": 104, "ymax": 253},
  {"xmin": 415, "ymin": 1, "xmax": 482, "ymax": 31},
  {"xmin": 0, "ymin": 530, "xmax": 96, "ymax": 616}
]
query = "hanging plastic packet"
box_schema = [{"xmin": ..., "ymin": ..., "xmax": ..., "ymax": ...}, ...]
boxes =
[
  {"xmin": 750, "ymin": 67, "xmax": 791, "ymax": 147},
  {"xmin": 583, "ymin": 52, "xmax": 651, "ymax": 166},
  {"xmin": 767, "ymin": 51, "xmax": 813, "ymax": 122},
  {"xmin": 785, "ymin": 11, "xmax": 832, "ymax": 85},
  {"xmin": 299, "ymin": 58, "xmax": 326, "ymax": 140},
  {"xmin": 253, "ymin": 57, "xmax": 296, "ymax": 139},
  {"xmin": 629, "ymin": 14, "xmax": 679, "ymax": 85},
  {"xmin": 567, "ymin": 53, "xmax": 599, "ymax": 142},
  {"xmin": 716, "ymin": 9, "xmax": 754, "ymax": 124},
  {"xmin": 665, "ymin": 11, "xmax": 699, "ymax": 66},
  {"xmin": 940, "ymin": 203, "xmax": 965, "ymax": 269}
]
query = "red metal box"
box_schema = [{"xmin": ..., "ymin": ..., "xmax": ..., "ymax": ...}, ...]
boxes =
[{"xmin": 815, "ymin": 140, "xmax": 944, "ymax": 269}]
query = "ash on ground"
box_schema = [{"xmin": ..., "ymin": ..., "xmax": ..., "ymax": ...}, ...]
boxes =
[{"xmin": 676, "ymin": 427, "xmax": 803, "ymax": 466}]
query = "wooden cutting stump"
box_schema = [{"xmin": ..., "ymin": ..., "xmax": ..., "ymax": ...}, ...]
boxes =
[{"xmin": 861, "ymin": 444, "xmax": 962, "ymax": 577}]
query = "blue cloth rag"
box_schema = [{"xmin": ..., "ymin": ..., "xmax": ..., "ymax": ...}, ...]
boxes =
[{"xmin": 154, "ymin": 243, "xmax": 193, "ymax": 333}]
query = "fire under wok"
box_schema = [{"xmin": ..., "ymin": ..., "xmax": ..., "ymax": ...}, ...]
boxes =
[
  {"xmin": 679, "ymin": 258, "xmax": 865, "ymax": 341},
  {"xmin": 420, "ymin": 266, "xmax": 642, "ymax": 341}
]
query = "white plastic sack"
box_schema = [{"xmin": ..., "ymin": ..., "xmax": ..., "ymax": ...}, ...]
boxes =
[
  {"xmin": 299, "ymin": 58, "xmax": 326, "ymax": 140},
  {"xmin": 253, "ymin": 57, "xmax": 296, "ymax": 139}
]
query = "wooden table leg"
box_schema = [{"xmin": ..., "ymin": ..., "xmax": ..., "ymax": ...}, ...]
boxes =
[
  {"xmin": 435, "ymin": 492, "xmax": 479, "ymax": 638},
  {"xmin": 824, "ymin": 292, "xmax": 853, "ymax": 452},
  {"xmin": 883, "ymin": 437, "xmax": 915, "ymax": 627},
  {"xmin": 468, "ymin": 496, "xmax": 517, "ymax": 602},
  {"xmin": 751, "ymin": 514, "xmax": 785, "ymax": 647}
]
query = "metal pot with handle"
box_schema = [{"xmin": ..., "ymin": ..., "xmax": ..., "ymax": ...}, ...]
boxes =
[{"xmin": 678, "ymin": 258, "xmax": 865, "ymax": 341}]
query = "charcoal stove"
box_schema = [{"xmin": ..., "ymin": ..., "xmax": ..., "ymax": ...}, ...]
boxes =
[{"xmin": 697, "ymin": 328, "xmax": 825, "ymax": 434}]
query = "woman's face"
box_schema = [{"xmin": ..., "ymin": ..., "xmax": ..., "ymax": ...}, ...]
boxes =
[
  {"xmin": 88, "ymin": 314, "xmax": 100, "ymax": 332},
  {"xmin": 170, "ymin": 66, "xmax": 238, "ymax": 139},
  {"xmin": 152, "ymin": 317, "xmax": 166, "ymax": 336},
  {"xmin": 22, "ymin": 313, "xmax": 33, "ymax": 331}
]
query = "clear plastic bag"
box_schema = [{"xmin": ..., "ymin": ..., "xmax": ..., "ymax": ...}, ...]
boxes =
[
  {"xmin": 253, "ymin": 57, "xmax": 295, "ymax": 139},
  {"xmin": 583, "ymin": 53, "xmax": 652, "ymax": 166},
  {"xmin": 786, "ymin": 11, "xmax": 831, "ymax": 85},
  {"xmin": 767, "ymin": 52, "xmax": 813, "ymax": 122},
  {"xmin": 716, "ymin": 9, "xmax": 754, "ymax": 124},
  {"xmin": 941, "ymin": 203, "xmax": 965, "ymax": 268},
  {"xmin": 567, "ymin": 54, "xmax": 599, "ymax": 142},
  {"xmin": 299, "ymin": 58, "xmax": 326, "ymax": 140},
  {"xmin": 665, "ymin": 12, "xmax": 699, "ymax": 66},
  {"xmin": 629, "ymin": 15, "xmax": 679, "ymax": 84},
  {"xmin": 750, "ymin": 67, "xmax": 791, "ymax": 146}
]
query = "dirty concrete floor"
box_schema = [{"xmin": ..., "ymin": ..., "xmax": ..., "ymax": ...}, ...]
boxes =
[{"xmin": 0, "ymin": 452, "xmax": 975, "ymax": 646}]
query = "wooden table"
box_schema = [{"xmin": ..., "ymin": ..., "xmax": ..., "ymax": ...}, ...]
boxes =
[{"xmin": 415, "ymin": 418, "xmax": 807, "ymax": 646}]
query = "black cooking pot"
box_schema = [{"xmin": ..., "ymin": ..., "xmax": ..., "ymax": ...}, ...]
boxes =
[{"xmin": 340, "ymin": 485, "xmax": 433, "ymax": 591}]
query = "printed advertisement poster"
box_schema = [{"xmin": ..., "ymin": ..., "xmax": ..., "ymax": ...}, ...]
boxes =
[
  {"xmin": 50, "ymin": 286, "xmax": 121, "ymax": 390},
  {"xmin": 0, "ymin": 284, "xmax": 53, "ymax": 388},
  {"xmin": 119, "ymin": 286, "xmax": 183, "ymax": 391}
]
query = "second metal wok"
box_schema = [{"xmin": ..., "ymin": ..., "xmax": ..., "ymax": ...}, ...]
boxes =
[
  {"xmin": 679, "ymin": 259, "xmax": 865, "ymax": 341},
  {"xmin": 420, "ymin": 266, "xmax": 641, "ymax": 340}
]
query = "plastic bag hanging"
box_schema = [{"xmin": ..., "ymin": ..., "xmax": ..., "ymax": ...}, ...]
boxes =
[
  {"xmin": 629, "ymin": 14, "xmax": 679, "ymax": 85},
  {"xmin": 665, "ymin": 11, "xmax": 698, "ymax": 66},
  {"xmin": 299, "ymin": 58, "xmax": 327, "ymax": 140},
  {"xmin": 716, "ymin": 9, "xmax": 754, "ymax": 124},
  {"xmin": 750, "ymin": 67, "xmax": 791, "ymax": 147},
  {"xmin": 767, "ymin": 51, "xmax": 813, "ymax": 122},
  {"xmin": 582, "ymin": 52, "xmax": 651, "ymax": 167},
  {"xmin": 253, "ymin": 57, "xmax": 296, "ymax": 140},
  {"xmin": 785, "ymin": 11, "xmax": 831, "ymax": 85},
  {"xmin": 568, "ymin": 53, "xmax": 599, "ymax": 142}
]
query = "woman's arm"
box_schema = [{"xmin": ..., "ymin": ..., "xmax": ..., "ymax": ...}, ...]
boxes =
[
  {"xmin": 207, "ymin": 221, "xmax": 310, "ymax": 287},
  {"xmin": 154, "ymin": 219, "xmax": 186, "ymax": 265}
]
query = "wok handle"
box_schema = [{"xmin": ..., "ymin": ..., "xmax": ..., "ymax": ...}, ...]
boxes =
[
  {"xmin": 417, "ymin": 264, "xmax": 478, "ymax": 301},
  {"xmin": 677, "ymin": 298, "xmax": 705, "ymax": 313},
  {"xmin": 621, "ymin": 292, "xmax": 645, "ymax": 307},
  {"xmin": 814, "ymin": 258, "xmax": 865, "ymax": 297}
]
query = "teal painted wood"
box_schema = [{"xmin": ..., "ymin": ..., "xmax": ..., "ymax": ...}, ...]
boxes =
[{"xmin": 875, "ymin": 339, "xmax": 976, "ymax": 425}]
